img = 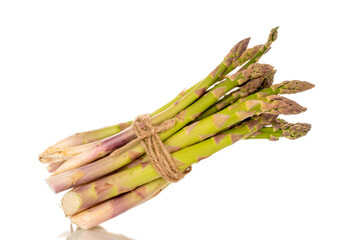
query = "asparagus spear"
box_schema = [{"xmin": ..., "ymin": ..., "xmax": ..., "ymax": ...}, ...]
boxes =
[
  {"xmin": 70, "ymin": 117, "xmax": 311, "ymax": 229},
  {"xmin": 248, "ymin": 118, "xmax": 312, "ymax": 140},
  {"xmin": 43, "ymin": 26, "xmax": 276, "ymax": 165},
  {"xmin": 40, "ymin": 140, "xmax": 101, "ymax": 164},
  {"xmin": 46, "ymin": 63, "xmax": 276, "ymax": 193},
  {"xmin": 52, "ymin": 37, "xmax": 251, "ymax": 175},
  {"xmin": 241, "ymin": 80, "xmax": 315, "ymax": 102},
  {"xmin": 42, "ymin": 62, "xmax": 271, "ymax": 165},
  {"xmin": 70, "ymin": 178, "xmax": 169, "ymax": 230},
  {"xmin": 62, "ymin": 114, "xmax": 275, "ymax": 216},
  {"xmin": 120, "ymin": 117, "xmax": 311, "ymax": 171},
  {"xmin": 198, "ymin": 80, "xmax": 314, "ymax": 120},
  {"xmin": 46, "ymin": 78, "xmax": 311, "ymax": 194},
  {"xmin": 44, "ymin": 80, "xmax": 311, "ymax": 164},
  {"xmin": 61, "ymin": 95, "xmax": 305, "ymax": 216},
  {"xmin": 42, "ymin": 122, "xmax": 131, "ymax": 151},
  {"xmin": 159, "ymin": 94, "xmax": 306, "ymax": 153},
  {"xmin": 46, "ymin": 161, "xmax": 64, "ymax": 173},
  {"xmin": 240, "ymin": 27, "xmax": 278, "ymax": 70},
  {"xmin": 40, "ymin": 45, "xmax": 263, "ymax": 160},
  {"xmin": 197, "ymin": 70, "xmax": 276, "ymax": 120}
]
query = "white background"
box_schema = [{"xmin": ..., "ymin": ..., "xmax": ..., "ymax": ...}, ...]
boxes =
[{"xmin": 0, "ymin": 0, "xmax": 359, "ymax": 239}]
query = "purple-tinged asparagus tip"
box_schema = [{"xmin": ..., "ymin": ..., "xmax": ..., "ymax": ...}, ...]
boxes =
[
  {"xmin": 284, "ymin": 123, "xmax": 311, "ymax": 139},
  {"xmin": 265, "ymin": 95, "xmax": 307, "ymax": 115},
  {"xmin": 272, "ymin": 118, "xmax": 312, "ymax": 139},
  {"xmin": 268, "ymin": 27, "xmax": 279, "ymax": 42},
  {"xmin": 271, "ymin": 80, "xmax": 315, "ymax": 94},
  {"xmin": 224, "ymin": 37, "xmax": 251, "ymax": 62},
  {"xmin": 241, "ymin": 63, "xmax": 275, "ymax": 81}
]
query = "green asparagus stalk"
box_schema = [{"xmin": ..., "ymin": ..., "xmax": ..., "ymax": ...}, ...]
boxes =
[
  {"xmin": 119, "ymin": 113, "xmax": 278, "ymax": 171},
  {"xmin": 197, "ymin": 70, "xmax": 276, "ymax": 120},
  {"xmin": 46, "ymin": 71, "xmax": 279, "ymax": 163},
  {"xmin": 43, "ymin": 26, "xmax": 275, "ymax": 165},
  {"xmin": 40, "ymin": 45, "xmax": 263, "ymax": 161},
  {"xmin": 61, "ymin": 94, "xmax": 306, "ymax": 216},
  {"xmin": 47, "ymin": 78, "xmax": 311, "ymax": 194},
  {"xmin": 69, "ymin": 116, "xmax": 311, "ymax": 227},
  {"xmin": 42, "ymin": 61, "xmax": 269, "ymax": 165},
  {"xmin": 46, "ymin": 63, "xmax": 276, "ymax": 192},
  {"xmin": 240, "ymin": 80, "xmax": 315, "ymax": 103},
  {"xmin": 199, "ymin": 80, "xmax": 314, "ymax": 120},
  {"xmin": 248, "ymin": 119, "xmax": 312, "ymax": 140},
  {"xmin": 240, "ymin": 27, "xmax": 278, "ymax": 70},
  {"xmin": 70, "ymin": 178, "xmax": 169, "ymax": 230},
  {"xmin": 120, "ymin": 118, "xmax": 311, "ymax": 171},
  {"xmin": 62, "ymin": 114, "xmax": 275, "ymax": 216},
  {"xmin": 48, "ymin": 80, "xmax": 311, "ymax": 194},
  {"xmin": 159, "ymin": 94, "xmax": 305, "ymax": 152},
  {"xmin": 52, "ymin": 37, "xmax": 252, "ymax": 175}
]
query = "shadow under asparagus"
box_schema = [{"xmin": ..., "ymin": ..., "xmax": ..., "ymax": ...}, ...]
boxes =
[{"xmin": 59, "ymin": 224, "xmax": 133, "ymax": 240}]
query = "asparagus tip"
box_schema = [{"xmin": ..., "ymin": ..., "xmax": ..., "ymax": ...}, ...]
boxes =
[
  {"xmin": 266, "ymin": 95, "xmax": 307, "ymax": 115},
  {"xmin": 269, "ymin": 26, "xmax": 279, "ymax": 42},
  {"xmin": 244, "ymin": 63, "xmax": 274, "ymax": 80},
  {"xmin": 272, "ymin": 80, "xmax": 315, "ymax": 94},
  {"xmin": 272, "ymin": 119, "xmax": 312, "ymax": 139},
  {"xmin": 225, "ymin": 37, "xmax": 251, "ymax": 61},
  {"xmin": 284, "ymin": 123, "xmax": 312, "ymax": 139},
  {"xmin": 262, "ymin": 69, "xmax": 276, "ymax": 88}
]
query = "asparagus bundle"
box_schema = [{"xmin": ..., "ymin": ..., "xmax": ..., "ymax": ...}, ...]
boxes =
[{"xmin": 39, "ymin": 27, "xmax": 314, "ymax": 229}]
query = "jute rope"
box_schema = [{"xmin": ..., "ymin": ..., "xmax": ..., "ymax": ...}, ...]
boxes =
[{"xmin": 128, "ymin": 114, "xmax": 191, "ymax": 182}]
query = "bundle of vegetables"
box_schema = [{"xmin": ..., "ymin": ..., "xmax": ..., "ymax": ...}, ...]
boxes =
[{"xmin": 39, "ymin": 27, "xmax": 314, "ymax": 229}]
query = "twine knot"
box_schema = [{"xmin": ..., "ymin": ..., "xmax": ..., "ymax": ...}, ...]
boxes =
[{"xmin": 132, "ymin": 114, "xmax": 191, "ymax": 182}]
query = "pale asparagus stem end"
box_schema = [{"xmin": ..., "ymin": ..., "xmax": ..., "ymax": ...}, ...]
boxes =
[
  {"xmin": 62, "ymin": 192, "xmax": 82, "ymax": 216},
  {"xmin": 39, "ymin": 122, "xmax": 132, "ymax": 160},
  {"xmin": 46, "ymin": 161, "xmax": 64, "ymax": 173},
  {"xmin": 39, "ymin": 141, "xmax": 99, "ymax": 164}
]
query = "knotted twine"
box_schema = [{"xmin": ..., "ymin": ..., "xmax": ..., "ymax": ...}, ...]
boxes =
[{"xmin": 129, "ymin": 114, "xmax": 191, "ymax": 183}]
